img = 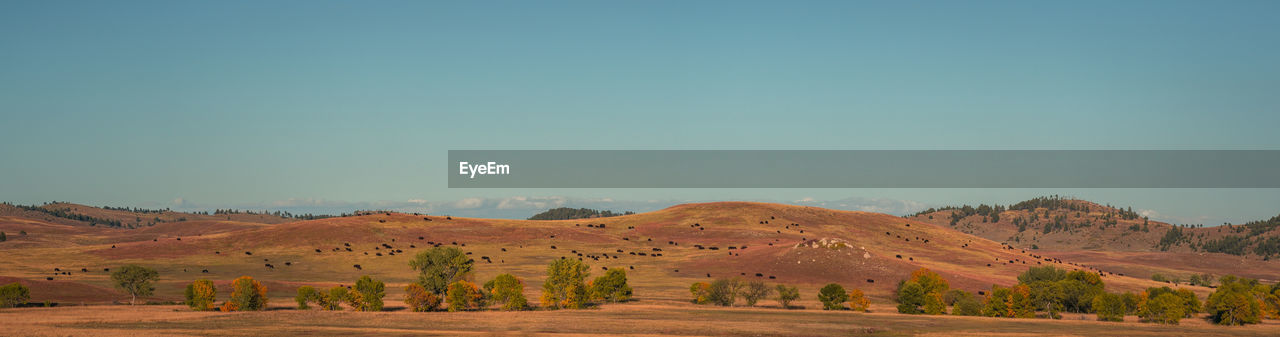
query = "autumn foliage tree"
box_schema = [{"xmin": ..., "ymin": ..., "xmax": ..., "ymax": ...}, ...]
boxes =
[
  {"xmin": 225, "ymin": 276, "xmax": 268, "ymax": 311},
  {"xmin": 404, "ymin": 283, "xmax": 442, "ymax": 312},
  {"xmin": 897, "ymin": 268, "xmax": 951, "ymax": 314},
  {"xmin": 848, "ymin": 288, "xmax": 871, "ymax": 312},
  {"xmin": 540, "ymin": 258, "xmax": 590, "ymax": 309},
  {"xmin": 690, "ymin": 282, "xmax": 712, "ymax": 304},
  {"xmin": 446, "ymin": 280, "xmax": 483, "ymax": 312},
  {"xmin": 983, "ymin": 284, "xmax": 1035, "ymax": 318},
  {"xmin": 183, "ymin": 279, "xmax": 217, "ymax": 311}
]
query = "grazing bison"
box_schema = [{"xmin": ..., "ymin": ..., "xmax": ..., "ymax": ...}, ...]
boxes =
[
  {"xmin": 46, "ymin": 277, "xmax": 53, "ymax": 281},
  {"xmin": 201, "ymin": 269, "xmax": 209, "ymax": 273},
  {"xmin": 353, "ymin": 264, "xmax": 362, "ymax": 270}
]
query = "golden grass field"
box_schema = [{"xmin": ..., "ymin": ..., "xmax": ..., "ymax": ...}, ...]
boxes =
[
  {"xmin": 3, "ymin": 301, "xmax": 1278, "ymax": 336},
  {"xmin": 2, "ymin": 201, "xmax": 1278, "ymax": 335}
]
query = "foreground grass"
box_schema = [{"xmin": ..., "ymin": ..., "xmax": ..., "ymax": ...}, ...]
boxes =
[{"xmin": 3, "ymin": 300, "xmax": 1278, "ymax": 336}]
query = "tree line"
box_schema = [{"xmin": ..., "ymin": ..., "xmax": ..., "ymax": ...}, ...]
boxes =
[{"xmin": 528, "ymin": 207, "xmax": 635, "ymax": 221}]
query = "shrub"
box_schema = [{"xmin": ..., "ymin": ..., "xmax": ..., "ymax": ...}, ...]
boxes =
[
  {"xmin": 486, "ymin": 274, "xmax": 528, "ymax": 310},
  {"xmin": 690, "ymin": 282, "xmax": 712, "ymax": 304},
  {"xmin": 740, "ymin": 281, "xmax": 771, "ymax": 307},
  {"xmin": 404, "ymin": 283, "xmax": 442, "ymax": 312},
  {"xmin": 409, "ymin": 247, "xmax": 474, "ymax": 295},
  {"xmin": 111, "ymin": 265, "xmax": 159, "ymax": 305},
  {"xmin": 1140, "ymin": 293, "xmax": 1185, "ymax": 324},
  {"xmin": 589, "ymin": 269, "xmax": 633, "ymax": 303},
  {"xmin": 848, "ymin": 288, "xmax": 870, "ymax": 312},
  {"xmin": 776, "ymin": 284, "xmax": 799, "ymax": 309},
  {"xmin": 447, "ymin": 280, "xmax": 482, "ymax": 312},
  {"xmin": 353, "ymin": 275, "xmax": 385, "ymax": 311},
  {"xmin": 540, "ymin": 258, "xmax": 590, "ymax": 309},
  {"xmin": 0, "ymin": 282, "xmax": 31, "ymax": 308},
  {"xmin": 1092, "ymin": 292, "xmax": 1126, "ymax": 322},
  {"xmin": 228, "ymin": 276, "xmax": 268, "ymax": 311},
  {"xmin": 818, "ymin": 283, "xmax": 849, "ymax": 310},
  {"xmin": 184, "ymin": 279, "xmax": 217, "ymax": 311}
]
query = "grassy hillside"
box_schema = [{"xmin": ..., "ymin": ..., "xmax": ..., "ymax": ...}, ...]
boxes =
[{"xmin": 4, "ymin": 201, "xmax": 1267, "ymax": 306}]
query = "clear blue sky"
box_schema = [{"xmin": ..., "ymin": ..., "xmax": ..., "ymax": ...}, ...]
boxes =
[{"xmin": 2, "ymin": 1, "xmax": 1278, "ymax": 224}]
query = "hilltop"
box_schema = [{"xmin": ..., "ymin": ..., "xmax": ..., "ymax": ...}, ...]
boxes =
[
  {"xmin": 908, "ymin": 196, "xmax": 1280, "ymax": 261},
  {"xmin": 0, "ymin": 202, "xmax": 297, "ymax": 228}
]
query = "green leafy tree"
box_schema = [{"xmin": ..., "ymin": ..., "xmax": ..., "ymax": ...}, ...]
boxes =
[
  {"xmin": 951, "ymin": 291, "xmax": 983, "ymax": 316},
  {"xmin": 707, "ymin": 278, "xmax": 743, "ymax": 306},
  {"xmin": 1205, "ymin": 275, "xmax": 1262, "ymax": 325},
  {"xmin": 1026, "ymin": 280, "xmax": 1065, "ymax": 319},
  {"xmin": 1140, "ymin": 293, "xmax": 1185, "ymax": 324},
  {"xmin": 589, "ymin": 269, "xmax": 633, "ymax": 303},
  {"xmin": 295, "ymin": 286, "xmax": 317, "ymax": 310},
  {"xmin": 776, "ymin": 284, "xmax": 800, "ymax": 309},
  {"xmin": 818, "ymin": 283, "xmax": 849, "ymax": 310},
  {"xmin": 0, "ymin": 282, "xmax": 31, "ymax": 308},
  {"xmin": 1092, "ymin": 292, "xmax": 1126, "ymax": 322},
  {"xmin": 739, "ymin": 280, "xmax": 771, "ymax": 307},
  {"xmin": 540, "ymin": 258, "xmax": 589, "ymax": 309},
  {"xmin": 184, "ymin": 279, "xmax": 217, "ymax": 311},
  {"xmin": 486, "ymin": 273, "xmax": 528, "ymax": 310},
  {"xmin": 354, "ymin": 275, "xmax": 386, "ymax": 311},
  {"xmin": 324, "ymin": 286, "xmax": 349, "ymax": 311},
  {"xmin": 111, "ymin": 265, "xmax": 158, "ymax": 305},
  {"xmin": 409, "ymin": 247, "xmax": 474, "ymax": 295},
  {"xmin": 896, "ymin": 281, "xmax": 926, "ymax": 314}
]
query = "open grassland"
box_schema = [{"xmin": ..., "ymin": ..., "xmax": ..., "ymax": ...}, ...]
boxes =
[
  {"xmin": 3, "ymin": 202, "xmax": 1279, "ymax": 335},
  {"xmin": 2, "ymin": 301, "xmax": 1277, "ymax": 337}
]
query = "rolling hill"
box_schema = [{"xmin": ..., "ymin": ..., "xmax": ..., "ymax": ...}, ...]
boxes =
[
  {"xmin": 908, "ymin": 196, "xmax": 1280, "ymax": 260},
  {"xmin": 3, "ymin": 200, "xmax": 1275, "ymax": 308}
]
